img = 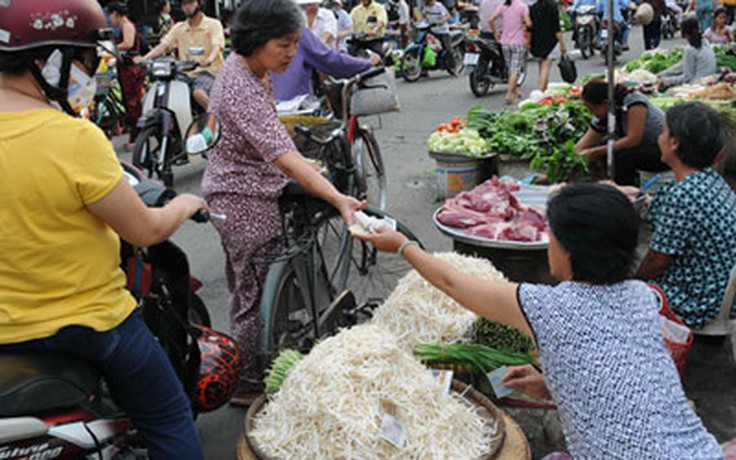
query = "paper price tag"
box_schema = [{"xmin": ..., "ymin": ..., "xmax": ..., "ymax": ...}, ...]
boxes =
[
  {"xmin": 430, "ymin": 369, "xmax": 453, "ymax": 394},
  {"xmin": 487, "ymin": 366, "xmax": 515, "ymax": 399},
  {"xmin": 379, "ymin": 413, "xmax": 407, "ymax": 448}
]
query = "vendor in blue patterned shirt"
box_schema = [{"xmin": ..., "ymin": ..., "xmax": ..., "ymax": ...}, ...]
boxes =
[
  {"xmin": 636, "ymin": 102, "xmax": 736, "ymax": 329},
  {"xmin": 357, "ymin": 182, "xmax": 723, "ymax": 459}
]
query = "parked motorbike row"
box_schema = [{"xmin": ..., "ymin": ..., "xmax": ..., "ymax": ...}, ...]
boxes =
[{"xmin": 0, "ymin": 117, "xmax": 236, "ymax": 460}]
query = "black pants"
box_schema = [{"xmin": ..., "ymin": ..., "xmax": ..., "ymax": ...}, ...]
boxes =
[
  {"xmin": 613, "ymin": 143, "xmax": 670, "ymax": 185},
  {"xmin": 643, "ymin": 19, "xmax": 662, "ymax": 50}
]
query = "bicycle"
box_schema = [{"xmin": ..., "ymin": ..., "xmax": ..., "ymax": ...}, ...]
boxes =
[
  {"xmin": 255, "ymin": 184, "xmax": 422, "ymax": 372},
  {"xmin": 296, "ymin": 66, "xmax": 391, "ymax": 210},
  {"xmin": 90, "ymin": 69, "xmax": 125, "ymax": 139}
]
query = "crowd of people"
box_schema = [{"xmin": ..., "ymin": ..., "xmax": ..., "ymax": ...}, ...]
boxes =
[{"xmin": 2, "ymin": 0, "xmax": 736, "ymax": 458}]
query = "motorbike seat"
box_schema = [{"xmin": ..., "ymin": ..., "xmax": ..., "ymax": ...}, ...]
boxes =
[{"xmin": 0, "ymin": 352, "xmax": 100, "ymax": 417}]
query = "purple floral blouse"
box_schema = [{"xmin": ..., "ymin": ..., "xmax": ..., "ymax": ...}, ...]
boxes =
[{"xmin": 202, "ymin": 54, "xmax": 295, "ymax": 199}]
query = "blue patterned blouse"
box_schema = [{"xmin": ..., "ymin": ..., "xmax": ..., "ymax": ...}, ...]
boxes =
[
  {"xmin": 645, "ymin": 169, "xmax": 736, "ymax": 328},
  {"xmin": 519, "ymin": 281, "xmax": 723, "ymax": 459}
]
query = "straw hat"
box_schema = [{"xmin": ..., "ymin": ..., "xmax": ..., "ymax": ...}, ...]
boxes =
[{"xmin": 635, "ymin": 3, "xmax": 655, "ymax": 26}]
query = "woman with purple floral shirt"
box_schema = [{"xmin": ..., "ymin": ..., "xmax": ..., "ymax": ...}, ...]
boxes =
[{"xmin": 202, "ymin": 0, "xmax": 364, "ymax": 406}]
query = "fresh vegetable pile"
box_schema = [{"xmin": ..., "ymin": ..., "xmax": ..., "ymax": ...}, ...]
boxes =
[
  {"xmin": 250, "ymin": 325, "xmax": 502, "ymax": 459},
  {"xmin": 623, "ymin": 48, "xmax": 683, "ymax": 74},
  {"xmin": 466, "ymin": 93, "xmax": 591, "ymax": 182},
  {"xmin": 427, "ymin": 128, "xmax": 490, "ymax": 157}
]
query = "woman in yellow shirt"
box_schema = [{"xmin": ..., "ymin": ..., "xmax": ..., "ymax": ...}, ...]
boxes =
[{"xmin": 0, "ymin": 1, "xmax": 206, "ymax": 458}]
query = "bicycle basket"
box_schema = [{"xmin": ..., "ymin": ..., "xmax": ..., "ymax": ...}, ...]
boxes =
[{"xmin": 349, "ymin": 71, "xmax": 400, "ymax": 116}]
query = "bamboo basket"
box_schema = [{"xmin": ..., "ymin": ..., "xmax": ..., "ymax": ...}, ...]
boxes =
[{"xmin": 239, "ymin": 380, "xmax": 529, "ymax": 459}]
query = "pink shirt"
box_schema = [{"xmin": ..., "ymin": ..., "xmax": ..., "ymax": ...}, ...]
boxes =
[{"xmin": 494, "ymin": 0, "xmax": 529, "ymax": 45}]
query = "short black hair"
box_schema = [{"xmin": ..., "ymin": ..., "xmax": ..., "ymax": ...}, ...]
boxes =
[
  {"xmin": 680, "ymin": 17, "xmax": 702, "ymax": 48},
  {"xmin": 582, "ymin": 79, "xmax": 631, "ymax": 107},
  {"xmin": 547, "ymin": 183, "xmax": 638, "ymax": 284},
  {"xmin": 230, "ymin": 0, "xmax": 304, "ymax": 57},
  {"xmin": 107, "ymin": 1, "xmax": 129, "ymax": 16},
  {"xmin": 0, "ymin": 47, "xmax": 53, "ymax": 76},
  {"xmin": 666, "ymin": 102, "xmax": 727, "ymax": 168}
]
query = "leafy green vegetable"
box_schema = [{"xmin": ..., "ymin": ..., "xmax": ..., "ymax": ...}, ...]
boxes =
[
  {"xmin": 264, "ymin": 349, "xmax": 304, "ymax": 394},
  {"xmin": 622, "ymin": 49, "xmax": 683, "ymax": 74},
  {"xmin": 468, "ymin": 318, "xmax": 535, "ymax": 354},
  {"xmin": 414, "ymin": 342, "xmax": 535, "ymax": 374},
  {"xmin": 466, "ymin": 100, "xmax": 592, "ymax": 182}
]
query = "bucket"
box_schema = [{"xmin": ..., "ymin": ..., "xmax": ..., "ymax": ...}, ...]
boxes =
[
  {"xmin": 497, "ymin": 153, "xmax": 533, "ymax": 180},
  {"xmin": 429, "ymin": 151, "xmax": 497, "ymax": 198}
]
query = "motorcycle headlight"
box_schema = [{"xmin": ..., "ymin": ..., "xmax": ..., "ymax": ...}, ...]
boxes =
[{"xmin": 151, "ymin": 61, "xmax": 174, "ymax": 78}]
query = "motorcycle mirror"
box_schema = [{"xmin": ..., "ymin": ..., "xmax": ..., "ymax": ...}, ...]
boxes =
[{"xmin": 184, "ymin": 113, "xmax": 222, "ymax": 156}]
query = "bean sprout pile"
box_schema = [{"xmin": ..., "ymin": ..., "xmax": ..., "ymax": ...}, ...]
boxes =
[
  {"xmin": 372, "ymin": 253, "xmax": 508, "ymax": 350},
  {"xmin": 250, "ymin": 325, "xmax": 502, "ymax": 459}
]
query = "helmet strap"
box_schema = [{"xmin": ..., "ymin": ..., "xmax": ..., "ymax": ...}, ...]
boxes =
[{"xmin": 28, "ymin": 48, "xmax": 76, "ymax": 115}]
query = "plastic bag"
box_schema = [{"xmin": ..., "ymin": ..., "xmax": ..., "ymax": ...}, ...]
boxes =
[
  {"xmin": 557, "ymin": 54, "xmax": 577, "ymax": 84},
  {"xmin": 422, "ymin": 43, "xmax": 436, "ymax": 68}
]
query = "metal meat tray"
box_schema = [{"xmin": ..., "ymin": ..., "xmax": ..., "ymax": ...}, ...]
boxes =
[{"xmin": 433, "ymin": 184, "xmax": 551, "ymax": 250}]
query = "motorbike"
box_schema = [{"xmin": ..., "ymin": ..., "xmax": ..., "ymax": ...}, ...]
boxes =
[
  {"xmin": 660, "ymin": 7, "xmax": 679, "ymax": 40},
  {"xmin": 399, "ymin": 20, "xmax": 466, "ymax": 83},
  {"xmin": 132, "ymin": 58, "xmax": 210, "ymax": 188},
  {"xmin": 464, "ymin": 32, "xmax": 525, "ymax": 97},
  {"xmin": 0, "ymin": 116, "xmax": 241, "ymax": 460},
  {"xmin": 572, "ymin": 5, "xmax": 599, "ymax": 59},
  {"xmin": 599, "ymin": 18, "xmax": 623, "ymax": 64}
]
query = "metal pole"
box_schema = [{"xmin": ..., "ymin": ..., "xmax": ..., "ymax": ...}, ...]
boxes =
[{"xmin": 606, "ymin": 0, "xmax": 616, "ymax": 180}]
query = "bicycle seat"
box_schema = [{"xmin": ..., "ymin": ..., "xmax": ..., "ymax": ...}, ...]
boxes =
[{"xmin": 0, "ymin": 352, "xmax": 100, "ymax": 416}]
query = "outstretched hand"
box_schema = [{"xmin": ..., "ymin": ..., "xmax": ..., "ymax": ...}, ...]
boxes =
[
  {"xmin": 352, "ymin": 225, "xmax": 409, "ymax": 253},
  {"xmin": 502, "ymin": 364, "xmax": 552, "ymax": 400},
  {"xmin": 337, "ymin": 196, "xmax": 367, "ymax": 226}
]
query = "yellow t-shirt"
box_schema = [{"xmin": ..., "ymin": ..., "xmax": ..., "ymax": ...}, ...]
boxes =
[
  {"xmin": 0, "ymin": 109, "xmax": 136, "ymax": 344},
  {"xmin": 350, "ymin": 2, "xmax": 388, "ymax": 39},
  {"xmin": 161, "ymin": 15, "xmax": 225, "ymax": 75}
]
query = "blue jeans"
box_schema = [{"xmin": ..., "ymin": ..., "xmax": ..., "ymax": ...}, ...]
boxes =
[{"xmin": 0, "ymin": 311, "xmax": 203, "ymax": 460}]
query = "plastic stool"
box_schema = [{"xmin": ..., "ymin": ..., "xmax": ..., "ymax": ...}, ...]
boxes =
[
  {"xmin": 638, "ymin": 170, "xmax": 676, "ymax": 194},
  {"xmin": 695, "ymin": 265, "xmax": 736, "ymax": 337}
]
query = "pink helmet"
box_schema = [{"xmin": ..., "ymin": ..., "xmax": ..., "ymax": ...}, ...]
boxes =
[
  {"xmin": 0, "ymin": 0, "xmax": 112, "ymax": 52},
  {"xmin": 0, "ymin": 0, "xmax": 113, "ymax": 114}
]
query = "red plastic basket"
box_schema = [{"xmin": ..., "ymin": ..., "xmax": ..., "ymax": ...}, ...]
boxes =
[{"xmin": 649, "ymin": 284, "xmax": 693, "ymax": 376}]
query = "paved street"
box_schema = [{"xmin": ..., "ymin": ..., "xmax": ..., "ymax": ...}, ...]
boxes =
[{"xmin": 113, "ymin": 26, "xmax": 735, "ymax": 459}]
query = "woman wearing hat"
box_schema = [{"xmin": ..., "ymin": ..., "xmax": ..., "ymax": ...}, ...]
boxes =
[
  {"xmin": 201, "ymin": 0, "xmax": 364, "ymax": 406},
  {"xmin": 298, "ymin": 0, "xmax": 339, "ymax": 47},
  {"xmin": 356, "ymin": 182, "xmax": 723, "ymax": 458}
]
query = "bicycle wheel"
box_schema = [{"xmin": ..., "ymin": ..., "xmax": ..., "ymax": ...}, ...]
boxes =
[
  {"xmin": 257, "ymin": 251, "xmax": 332, "ymax": 369},
  {"xmin": 319, "ymin": 206, "xmax": 423, "ymax": 314},
  {"xmin": 353, "ymin": 129, "xmax": 387, "ymax": 210}
]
